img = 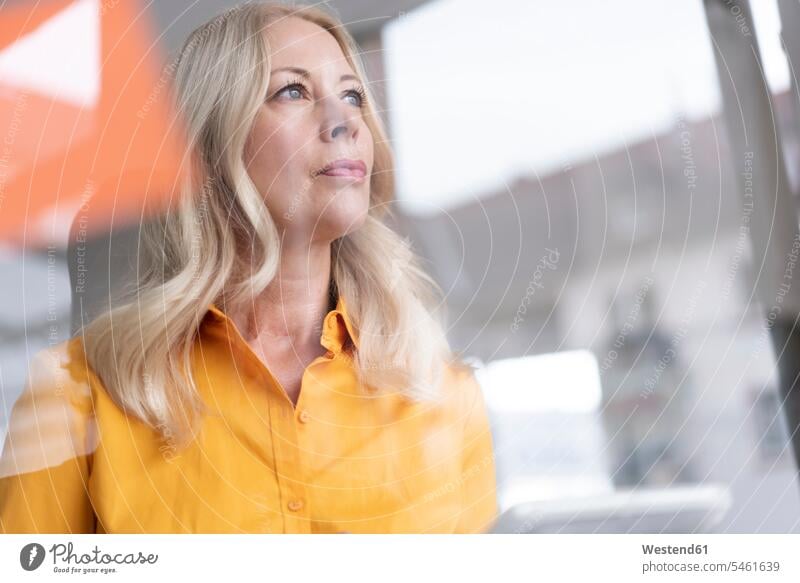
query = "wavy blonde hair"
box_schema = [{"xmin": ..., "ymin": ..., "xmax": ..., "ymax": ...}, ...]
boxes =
[{"xmin": 80, "ymin": 1, "xmax": 461, "ymax": 448}]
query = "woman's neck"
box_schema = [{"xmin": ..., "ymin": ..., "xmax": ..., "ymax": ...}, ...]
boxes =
[{"xmin": 227, "ymin": 240, "xmax": 333, "ymax": 349}]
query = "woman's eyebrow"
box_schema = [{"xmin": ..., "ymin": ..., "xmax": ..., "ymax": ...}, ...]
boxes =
[{"xmin": 271, "ymin": 66, "xmax": 359, "ymax": 83}]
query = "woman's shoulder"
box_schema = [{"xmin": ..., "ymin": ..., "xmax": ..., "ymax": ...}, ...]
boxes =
[
  {"xmin": 440, "ymin": 359, "xmax": 487, "ymax": 417},
  {"xmin": 0, "ymin": 336, "xmax": 98, "ymax": 477},
  {"xmin": 27, "ymin": 336, "xmax": 98, "ymax": 409}
]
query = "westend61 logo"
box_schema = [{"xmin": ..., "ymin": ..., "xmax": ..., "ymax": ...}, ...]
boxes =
[{"xmin": 19, "ymin": 542, "xmax": 158, "ymax": 575}]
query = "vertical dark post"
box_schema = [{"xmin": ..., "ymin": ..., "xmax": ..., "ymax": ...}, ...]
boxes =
[
  {"xmin": 777, "ymin": 0, "xmax": 800, "ymax": 153},
  {"xmin": 704, "ymin": 0, "xmax": 800, "ymax": 473}
]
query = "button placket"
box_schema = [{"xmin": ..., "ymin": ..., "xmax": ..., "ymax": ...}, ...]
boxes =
[{"xmin": 266, "ymin": 395, "xmax": 310, "ymax": 533}]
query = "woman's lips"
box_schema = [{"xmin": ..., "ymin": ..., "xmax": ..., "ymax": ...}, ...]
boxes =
[
  {"xmin": 318, "ymin": 159, "xmax": 367, "ymax": 180},
  {"xmin": 321, "ymin": 167, "xmax": 366, "ymax": 178}
]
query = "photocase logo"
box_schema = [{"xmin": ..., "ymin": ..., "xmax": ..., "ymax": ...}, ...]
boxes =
[{"xmin": 19, "ymin": 543, "xmax": 46, "ymax": 571}]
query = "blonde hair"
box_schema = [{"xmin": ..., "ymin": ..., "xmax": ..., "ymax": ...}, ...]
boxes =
[{"xmin": 81, "ymin": 1, "xmax": 461, "ymax": 447}]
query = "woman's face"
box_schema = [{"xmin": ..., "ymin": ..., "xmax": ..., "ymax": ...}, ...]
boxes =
[{"xmin": 244, "ymin": 17, "xmax": 374, "ymax": 246}]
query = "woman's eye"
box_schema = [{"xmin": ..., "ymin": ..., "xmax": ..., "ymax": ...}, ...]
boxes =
[
  {"xmin": 344, "ymin": 91, "xmax": 362, "ymax": 107},
  {"xmin": 277, "ymin": 84, "xmax": 305, "ymax": 100}
]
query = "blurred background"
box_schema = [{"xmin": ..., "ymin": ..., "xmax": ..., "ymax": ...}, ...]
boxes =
[{"xmin": 3, "ymin": 0, "xmax": 800, "ymax": 532}]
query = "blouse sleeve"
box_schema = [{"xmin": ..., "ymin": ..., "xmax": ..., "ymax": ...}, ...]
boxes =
[
  {"xmin": 453, "ymin": 370, "xmax": 499, "ymax": 534},
  {"xmin": 0, "ymin": 341, "xmax": 97, "ymax": 533}
]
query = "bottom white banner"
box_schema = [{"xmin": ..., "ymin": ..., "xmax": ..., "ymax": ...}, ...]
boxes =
[{"xmin": 1, "ymin": 534, "xmax": 798, "ymax": 582}]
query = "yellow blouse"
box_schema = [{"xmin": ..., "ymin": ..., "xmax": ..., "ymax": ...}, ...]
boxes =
[{"xmin": 0, "ymin": 296, "xmax": 498, "ymax": 533}]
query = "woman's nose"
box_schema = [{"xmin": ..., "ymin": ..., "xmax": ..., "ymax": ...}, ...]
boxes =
[{"xmin": 319, "ymin": 96, "xmax": 359, "ymax": 142}]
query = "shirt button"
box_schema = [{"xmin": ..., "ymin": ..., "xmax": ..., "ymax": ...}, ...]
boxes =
[
  {"xmin": 287, "ymin": 499, "xmax": 304, "ymax": 512},
  {"xmin": 298, "ymin": 409, "xmax": 311, "ymax": 423}
]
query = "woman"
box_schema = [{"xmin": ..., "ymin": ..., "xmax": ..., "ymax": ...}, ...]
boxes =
[{"xmin": 0, "ymin": 2, "xmax": 497, "ymax": 534}]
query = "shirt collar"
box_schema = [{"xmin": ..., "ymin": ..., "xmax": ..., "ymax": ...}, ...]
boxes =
[{"xmin": 204, "ymin": 294, "xmax": 359, "ymax": 355}]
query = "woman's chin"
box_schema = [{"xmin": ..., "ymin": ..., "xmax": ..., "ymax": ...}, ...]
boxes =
[
  {"xmin": 312, "ymin": 188, "xmax": 369, "ymax": 233},
  {"xmin": 315, "ymin": 206, "xmax": 368, "ymax": 239}
]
